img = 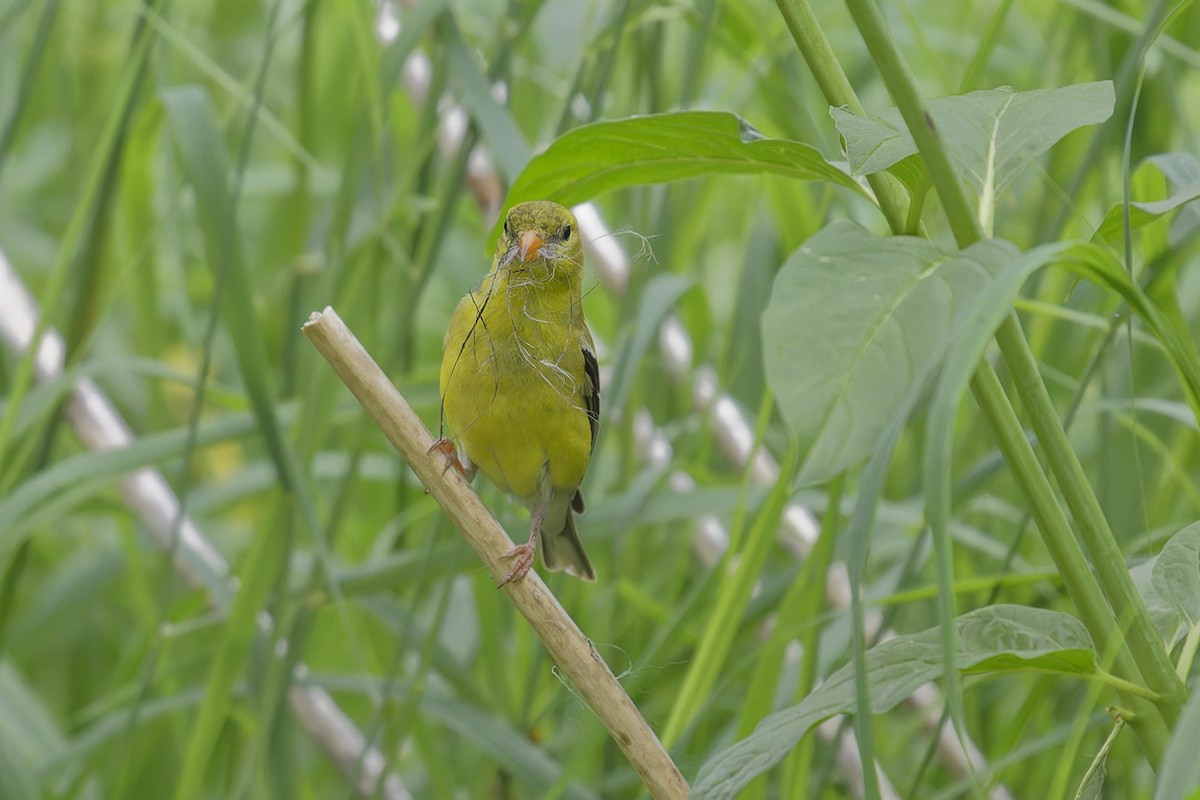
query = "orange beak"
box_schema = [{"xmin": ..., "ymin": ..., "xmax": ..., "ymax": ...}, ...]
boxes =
[{"xmin": 517, "ymin": 230, "xmax": 544, "ymax": 262}]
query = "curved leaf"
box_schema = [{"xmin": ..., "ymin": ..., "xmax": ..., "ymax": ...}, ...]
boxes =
[
  {"xmin": 832, "ymin": 82, "xmax": 1114, "ymax": 217},
  {"xmin": 1094, "ymin": 152, "xmax": 1200, "ymax": 243},
  {"xmin": 1152, "ymin": 521, "xmax": 1200, "ymax": 627},
  {"xmin": 1131, "ymin": 557, "xmax": 1186, "ymax": 646},
  {"xmin": 692, "ymin": 605, "xmax": 1096, "ymax": 800},
  {"xmin": 1155, "ymin": 672, "xmax": 1200, "ymax": 800},
  {"xmin": 762, "ymin": 220, "xmax": 1018, "ymax": 485},
  {"xmin": 501, "ymin": 111, "xmax": 864, "ymax": 227}
]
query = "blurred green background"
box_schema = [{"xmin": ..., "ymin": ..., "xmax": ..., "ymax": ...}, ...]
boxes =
[{"xmin": 1, "ymin": 0, "xmax": 1199, "ymax": 798}]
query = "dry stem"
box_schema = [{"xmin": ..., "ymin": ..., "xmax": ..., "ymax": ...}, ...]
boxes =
[{"xmin": 302, "ymin": 306, "xmax": 689, "ymax": 800}]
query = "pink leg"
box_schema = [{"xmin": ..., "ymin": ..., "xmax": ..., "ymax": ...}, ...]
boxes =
[{"xmin": 498, "ymin": 503, "xmax": 547, "ymax": 587}]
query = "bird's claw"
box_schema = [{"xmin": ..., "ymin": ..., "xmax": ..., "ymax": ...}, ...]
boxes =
[
  {"xmin": 429, "ymin": 438, "xmax": 469, "ymax": 478},
  {"xmin": 498, "ymin": 543, "xmax": 536, "ymax": 587}
]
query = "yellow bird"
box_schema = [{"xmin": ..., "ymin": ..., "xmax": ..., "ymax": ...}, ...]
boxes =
[{"xmin": 435, "ymin": 201, "xmax": 599, "ymax": 585}]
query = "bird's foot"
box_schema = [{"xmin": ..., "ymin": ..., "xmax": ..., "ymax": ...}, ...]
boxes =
[
  {"xmin": 498, "ymin": 542, "xmax": 536, "ymax": 587},
  {"xmin": 428, "ymin": 438, "xmax": 471, "ymax": 478}
]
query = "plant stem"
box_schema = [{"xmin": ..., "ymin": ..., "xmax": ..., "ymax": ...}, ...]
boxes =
[
  {"xmin": 970, "ymin": 365, "xmax": 1170, "ymax": 762},
  {"xmin": 994, "ymin": 319, "xmax": 1185, "ymax": 707},
  {"xmin": 774, "ymin": 0, "xmax": 1183, "ymax": 761},
  {"xmin": 841, "ymin": 0, "xmax": 1184, "ymax": 721},
  {"xmin": 774, "ymin": 0, "xmax": 912, "ymax": 235}
]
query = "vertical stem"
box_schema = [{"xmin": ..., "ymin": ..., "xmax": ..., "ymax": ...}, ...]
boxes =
[
  {"xmin": 839, "ymin": 0, "xmax": 1184, "ymax": 720},
  {"xmin": 773, "ymin": 0, "xmax": 1182, "ymax": 763},
  {"xmin": 970, "ymin": 366, "xmax": 1170, "ymax": 761},
  {"xmin": 774, "ymin": 0, "xmax": 912, "ymax": 235},
  {"xmin": 995, "ymin": 320, "xmax": 1185, "ymax": 707}
]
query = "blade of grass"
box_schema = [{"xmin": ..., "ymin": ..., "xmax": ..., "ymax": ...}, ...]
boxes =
[
  {"xmin": 661, "ymin": 392, "xmax": 799, "ymax": 748},
  {"xmin": 172, "ymin": 499, "xmax": 294, "ymax": 800},
  {"xmin": 748, "ymin": 474, "xmax": 842, "ymax": 800},
  {"xmin": 0, "ymin": 0, "xmax": 58, "ymax": 179},
  {"xmin": 0, "ymin": 0, "xmax": 162, "ymax": 486}
]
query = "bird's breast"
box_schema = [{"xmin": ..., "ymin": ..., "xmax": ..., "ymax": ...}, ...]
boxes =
[{"xmin": 440, "ymin": 278, "xmax": 591, "ymax": 500}]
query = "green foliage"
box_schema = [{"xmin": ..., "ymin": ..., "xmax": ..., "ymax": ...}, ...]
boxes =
[
  {"xmin": 1157, "ymin": 676, "xmax": 1200, "ymax": 800},
  {"xmin": 1153, "ymin": 522, "xmax": 1200, "ymax": 627},
  {"xmin": 762, "ymin": 221, "xmax": 1018, "ymax": 485},
  {"xmin": 1094, "ymin": 153, "xmax": 1200, "ymax": 243},
  {"xmin": 694, "ymin": 604, "xmax": 1100, "ymax": 799},
  {"xmin": 831, "ymin": 82, "xmax": 1115, "ymax": 201},
  {"xmin": 498, "ymin": 110, "xmax": 866, "ymax": 242},
  {"xmin": 2, "ymin": 0, "xmax": 1200, "ymax": 799}
]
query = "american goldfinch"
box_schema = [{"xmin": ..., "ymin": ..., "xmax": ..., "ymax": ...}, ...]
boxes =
[{"xmin": 435, "ymin": 200, "xmax": 599, "ymax": 585}]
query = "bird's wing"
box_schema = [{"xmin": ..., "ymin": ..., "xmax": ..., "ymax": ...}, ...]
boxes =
[
  {"xmin": 570, "ymin": 333, "xmax": 600, "ymax": 517},
  {"xmin": 581, "ymin": 335, "xmax": 600, "ymax": 453}
]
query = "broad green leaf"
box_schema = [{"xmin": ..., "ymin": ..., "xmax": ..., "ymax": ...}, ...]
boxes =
[
  {"xmin": 692, "ymin": 605, "xmax": 1096, "ymax": 800},
  {"xmin": 1147, "ymin": 153, "xmax": 1200, "ymax": 237},
  {"xmin": 1094, "ymin": 153, "xmax": 1200, "ymax": 243},
  {"xmin": 920, "ymin": 236, "xmax": 1137, "ymax": 766},
  {"xmin": 829, "ymin": 106, "xmax": 925, "ymax": 190},
  {"xmin": 1152, "ymin": 521, "xmax": 1200, "ymax": 627},
  {"xmin": 762, "ymin": 221, "xmax": 1018, "ymax": 486},
  {"xmin": 1130, "ymin": 557, "xmax": 1185, "ymax": 648},
  {"xmin": 831, "ymin": 82, "xmax": 1114, "ymax": 221},
  {"xmin": 499, "ymin": 111, "xmax": 865, "ymax": 240}
]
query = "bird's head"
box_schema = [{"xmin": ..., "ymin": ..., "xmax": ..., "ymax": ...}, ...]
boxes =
[{"xmin": 496, "ymin": 201, "xmax": 583, "ymax": 283}]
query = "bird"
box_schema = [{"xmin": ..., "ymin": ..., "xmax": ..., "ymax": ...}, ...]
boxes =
[{"xmin": 434, "ymin": 200, "xmax": 599, "ymax": 586}]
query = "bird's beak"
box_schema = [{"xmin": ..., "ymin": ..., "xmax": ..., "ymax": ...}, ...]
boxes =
[{"xmin": 517, "ymin": 230, "xmax": 544, "ymax": 262}]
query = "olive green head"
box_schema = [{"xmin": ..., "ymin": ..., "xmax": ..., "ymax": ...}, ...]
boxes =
[{"xmin": 496, "ymin": 200, "xmax": 583, "ymax": 281}]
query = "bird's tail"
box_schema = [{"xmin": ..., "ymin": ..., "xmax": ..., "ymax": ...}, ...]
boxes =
[{"xmin": 540, "ymin": 509, "xmax": 596, "ymax": 582}]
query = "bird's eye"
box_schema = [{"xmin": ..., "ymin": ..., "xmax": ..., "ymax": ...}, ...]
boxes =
[
  {"xmin": 561, "ymin": 224, "xmax": 572, "ymax": 240},
  {"xmin": 503, "ymin": 218, "xmax": 512, "ymax": 236}
]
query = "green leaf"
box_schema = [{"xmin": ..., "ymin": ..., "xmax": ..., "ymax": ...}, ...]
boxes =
[
  {"xmin": 920, "ymin": 237, "xmax": 1124, "ymax": 774},
  {"xmin": 161, "ymin": 84, "xmax": 309, "ymax": 800},
  {"xmin": 829, "ymin": 106, "xmax": 922, "ymax": 187},
  {"xmin": 499, "ymin": 111, "xmax": 866, "ymax": 239},
  {"xmin": 692, "ymin": 605, "xmax": 1096, "ymax": 800},
  {"xmin": 0, "ymin": 409, "xmax": 261, "ymax": 601},
  {"xmin": 1152, "ymin": 521, "xmax": 1200, "ymax": 627},
  {"xmin": 444, "ymin": 16, "xmax": 530, "ymax": 183},
  {"xmin": 1129, "ymin": 557, "xmax": 1183, "ymax": 648},
  {"xmin": 160, "ymin": 84, "xmax": 325, "ymax": 541},
  {"xmin": 604, "ymin": 274, "xmax": 692, "ymax": 419},
  {"xmin": 420, "ymin": 694, "xmax": 600, "ymax": 800},
  {"xmin": 762, "ymin": 220, "xmax": 1018, "ymax": 486},
  {"xmin": 1156, "ymin": 674, "xmax": 1200, "ymax": 800},
  {"xmin": 0, "ymin": 662, "xmax": 65, "ymax": 800},
  {"xmin": 1058, "ymin": 240, "xmax": 1200, "ymax": 428},
  {"xmin": 831, "ymin": 82, "xmax": 1114, "ymax": 217},
  {"xmin": 1094, "ymin": 152, "xmax": 1200, "ymax": 243}
]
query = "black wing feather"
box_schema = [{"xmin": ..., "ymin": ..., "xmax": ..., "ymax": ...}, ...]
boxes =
[
  {"xmin": 581, "ymin": 345, "xmax": 600, "ymax": 452},
  {"xmin": 572, "ymin": 345, "xmax": 600, "ymax": 517}
]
